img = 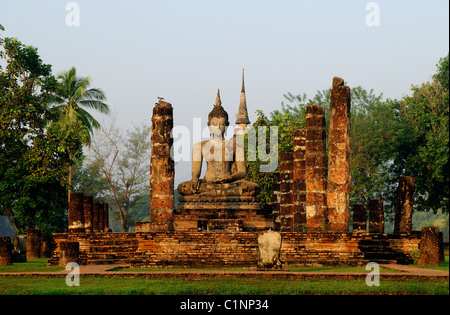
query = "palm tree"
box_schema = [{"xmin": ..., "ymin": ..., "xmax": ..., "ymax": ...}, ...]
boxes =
[{"xmin": 50, "ymin": 67, "xmax": 110, "ymax": 199}]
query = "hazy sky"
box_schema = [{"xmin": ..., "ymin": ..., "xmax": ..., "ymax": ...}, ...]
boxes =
[{"xmin": 1, "ymin": 0, "xmax": 449, "ymax": 183}]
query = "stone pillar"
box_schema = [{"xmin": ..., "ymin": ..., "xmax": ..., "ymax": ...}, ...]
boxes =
[
  {"xmin": 394, "ymin": 176, "xmax": 415, "ymax": 234},
  {"xmin": 98, "ymin": 202, "xmax": 105, "ymax": 233},
  {"xmin": 13, "ymin": 235, "xmax": 26, "ymax": 253},
  {"xmin": 26, "ymin": 229, "xmax": 41, "ymax": 259},
  {"xmin": 305, "ymin": 105, "xmax": 328, "ymax": 232},
  {"xmin": 59, "ymin": 242, "xmax": 79, "ymax": 267},
  {"xmin": 83, "ymin": 196, "xmax": 93, "ymax": 233},
  {"xmin": 92, "ymin": 201, "xmax": 101, "ymax": 232},
  {"xmin": 150, "ymin": 99, "xmax": 174, "ymax": 231},
  {"xmin": 419, "ymin": 226, "xmax": 440, "ymax": 267},
  {"xmin": 368, "ymin": 200, "xmax": 384, "ymax": 234},
  {"xmin": 327, "ymin": 77, "xmax": 351, "ymax": 232},
  {"xmin": 40, "ymin": 233, "xmax": 52, "ymax": 258},
  {"xmin": 103, "ymin": 203, "xmax": 109, "ymax": 232},
  {"xmin": 280, "ymin": 152, "xmax": 294, "ymax": 232},
  {"xmin": 352, "ymin": 204, "xmax": 366, "ymax": 233},
  {"xmin": 0, "ymin": 237, "xmax": 12, "ymax": 265},
  {"xmin": 293, "ymin": 129, "xmax": 306, "ymax": 232},
  {"xmin": 68, "ymin": 192, "xmax": 85, "ymax": 233}
]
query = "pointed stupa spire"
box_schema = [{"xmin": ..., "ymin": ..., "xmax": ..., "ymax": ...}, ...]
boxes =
[
  {"xmin": 235, "ymin": 69, "xmax": 250, "ymax": 127},
  {"xmin": 215, "ymin": 88, "xmax": 222, "ymax": 107}
]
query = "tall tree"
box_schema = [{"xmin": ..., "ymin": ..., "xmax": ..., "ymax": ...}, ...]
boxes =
[
  {"xmin": 86, "ymin": 120, "xmax": 151, "ymax": 232},
  {"xmin": 0, "ymin": 28, "xmax": 76, "ymax": 233},
  {"xmin": 394, "ymin": 54, "xmax": 449, "ymax": 213},
  {"xmin": 49, "ymin": 67, "xmax": 109, "ymax": 197}
]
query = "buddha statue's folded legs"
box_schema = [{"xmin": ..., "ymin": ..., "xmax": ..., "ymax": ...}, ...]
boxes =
[{"xmin": 178, "ymin": 179, "xmax": 260, "ymax": 197}]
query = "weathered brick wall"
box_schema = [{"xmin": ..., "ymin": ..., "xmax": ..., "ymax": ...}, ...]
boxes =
[
  {"xmin": 279, "ymin": 152, "xmax": 294, "ymax": 231},
  {"xmin": 293, "ymin": 129, "xmax": 306, "ymax": 232},
  {"xmin": 68, "ymin": 192, "xmax": 85, "ymax": 233},
  {"xmin": 368, "ymin": 199, "xmax": 384, "ymax": 234},
  {"xmin": 48, "ymin": 231, "xmax": 421, "ymax": 267},
  {"xmin": 305, "ymin": 105, "xmax": 328, "ymax": 232}
]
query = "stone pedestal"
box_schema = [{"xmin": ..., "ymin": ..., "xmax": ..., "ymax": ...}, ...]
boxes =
[
  {"xmin": 394, "ymin": 176, "xmax": 415, "ymax": 234},
  {"xmin": 419, "ymin": 226, "xmax": 440, "ymax": 267},
  {"xmin": 368, "ymin": 200, "xmax": 384, "ymax": 234},
  {"xmin": 352, "ymin": 204, "xmax": 366, "ymax": 232},
  {"xmin": 150, "ymin": 99, "xmax": 174, "ymax": 230},
  {"xmin": 0, "ymin": 237, "xmax": 12, "ymax": 265},
  {"xmin": 305, "ymin": 105, "xmax": 328, "ymax": 232},
  {"xmin": 293, "ymin": 129, "xmax": 306, "ymax": 232},
  {"xmin": 68, "ymin": 192, "xmax": 85, "ymax": 233},
  {"xmin": 26, "ymin": 229, "xmax": 41, "ymax": 259},
  {"xmin": 83, "ymin": 196, "xmax": 93, "ymax": 233},
  {"xmin": 327, "ymin": 77, "xmax": 351, "ymax": 232},
  {"xmin": 171, "ymin": 195, "xmax": 274, "ymax": 232},
  {"xmin": 59, "ymin": 241, "xmax": 79, "ymax": 267}
]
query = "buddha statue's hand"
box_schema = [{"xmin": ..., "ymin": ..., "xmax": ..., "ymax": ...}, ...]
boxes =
[
  {"xmin": 211, "ymin": 175, "xmax": 232, "ymax": 184},
  {"xmin": 189, "ymin": 177, "xmax": 200, "ymax": 193}
]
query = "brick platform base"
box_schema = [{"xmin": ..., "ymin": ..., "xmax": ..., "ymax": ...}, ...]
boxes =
[{"xmin": 48, "ymin": 232, "xmax": 420, "ymax": 268}]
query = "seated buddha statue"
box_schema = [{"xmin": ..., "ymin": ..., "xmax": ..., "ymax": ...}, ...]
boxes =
[{"xmin": 177, "ymin": 90, "xmax": 260, "ymax": 197}]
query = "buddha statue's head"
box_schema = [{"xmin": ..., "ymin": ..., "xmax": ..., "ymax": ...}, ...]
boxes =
[{"xmin": 208, "ymin": 89, "xmax": 229, "ymax": 138}]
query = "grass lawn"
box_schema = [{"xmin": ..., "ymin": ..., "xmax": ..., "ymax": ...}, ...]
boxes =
[
  {"xmin": 411, "ymin": 255, "xmax": 449, "ymax": 272},
  {"xmin": 111, "ymin": 265, "xmax": 399, "ymax": 273},
  {"xmin": 0, "ymin": 277, "xmax": 448, "ymax": 295},
  {"xmin": 0, "ymin": 257, "xmax": 448, "ymax": 295},
  {"xmin": 0, "ymin": 258, "xmax": 64, "ymax": 273}
]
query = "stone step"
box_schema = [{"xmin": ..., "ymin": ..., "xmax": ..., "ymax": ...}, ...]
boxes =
[
  {"xmin": 366, "ymin": 259, "xmax": 397, "ymax": 264},
  {"xmin": 86, "ymin": 259, "xmax": 120, "ymax": 265},
  {"xmin": 358, "ymin": 245, "xmax": 392, "ymax": 252}
]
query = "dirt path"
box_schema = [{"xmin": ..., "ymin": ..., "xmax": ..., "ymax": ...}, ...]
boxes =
[{"xmin": 1, "ymin": 263, "xmax": 448, "ymax": 281}]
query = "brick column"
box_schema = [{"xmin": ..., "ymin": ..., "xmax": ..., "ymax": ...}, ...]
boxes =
[
  {"xmin": 272, "ymin": 173, "xmax": 281, "ymax": 229},
  {"xmin": 352, "ymin": 204, "xmax": 366, "ymax": 233},
  {"xmin": 26, "ymin": 229, "xmax": 41, "ymax": 259},
  {"xmin": 59, "ymin": 242, "xmax": 79, "ymax": 267},
  {"xmin": 305, "ymin": 105, "xmax": 328, "ymax": 232},
  {"xmin": 368, "ymin": 199, "xmax": 384, "ymax": 234},
  {"xmin": 394, "ymin": 176, "xmax": 415, "ymax": 234},
  {"xmin": 0, "ymin": 237, "xmax": 12, "ymax": 265},
  {"xmin": 40, "ymin": 233, "xmax": 52, "ymax": 258},
  {"xmin": 280, "ymin": 152, "xmax": 294, "ymax": 231},
  {"xmin": 98, "ymin": 202, "xmax": 105, "ymax": 233},
  {"xmin": 150, "ymin": 99, "xmax": 174, "ymax": 230},
  {"xmin": 83, "ymin": 196, "xmax": 93, "ymax": 233},
  {"xmin": 103, "ymin": 203, "xmax": 109, "ymax": 232},
  {"xmin": 68, "ymin": 192, "xmax": 85, "ymax": 233},
  {"xmin": 327, "ymin": 77, "xmax": 351, "ymax": 232},
  {"xmin": 92, "ymin": 201, "xmax": 101, "ymax": 232},
  {"xmin": 293, "ymin": 129, "xmax": 306, "ymax": 232},
  {"xmin": 419, "ymin": 226, "xmax": 440, "ymax": 267}
]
